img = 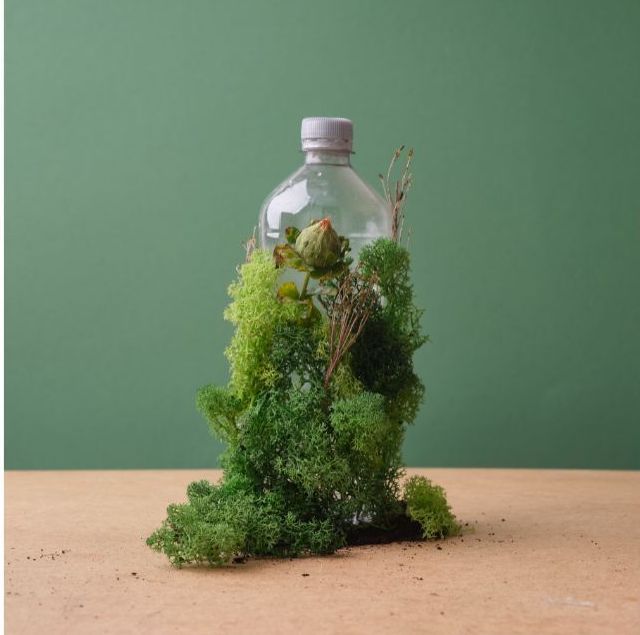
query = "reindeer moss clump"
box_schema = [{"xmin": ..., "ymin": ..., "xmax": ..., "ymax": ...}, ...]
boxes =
[{"xmin": 148, "ymin": 231, "xmax": 459, "ymax": 567}]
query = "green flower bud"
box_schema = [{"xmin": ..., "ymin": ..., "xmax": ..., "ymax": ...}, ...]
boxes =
[{"xmin": 294, "ymin": 218, "xmax": 341, "ymax": 269}]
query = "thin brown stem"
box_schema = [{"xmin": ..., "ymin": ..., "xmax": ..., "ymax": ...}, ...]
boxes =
[
  {"xmin": 323, "ymin": 271, "xmax": 378, "ymax": 390},
  {"xmin": 380, "ymin": 146, "xmax": 414, "ymax": 243},
  {"xmin": 244, "ymin": 226, "xmax": 257, "ymax": 262}
]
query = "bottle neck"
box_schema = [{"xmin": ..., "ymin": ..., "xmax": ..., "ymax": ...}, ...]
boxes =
[{"xmin": 304, "ymin": 150, "xmax": 351, "ymax": 166}]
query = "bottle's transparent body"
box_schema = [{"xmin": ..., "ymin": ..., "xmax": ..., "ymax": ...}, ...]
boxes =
[{"xmin": 258, "ymin": 150, "xmax": 391, "ymax": 260}]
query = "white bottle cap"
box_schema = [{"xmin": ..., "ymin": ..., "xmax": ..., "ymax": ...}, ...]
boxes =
[{"xmin": 300, "ymin": 117, "xmax": 353, "ymax": 152}]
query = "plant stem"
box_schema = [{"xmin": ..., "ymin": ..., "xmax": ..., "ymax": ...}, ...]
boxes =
[{"xmin": 300, "ymin": 272, "xmax": 311, "ymax": 299}]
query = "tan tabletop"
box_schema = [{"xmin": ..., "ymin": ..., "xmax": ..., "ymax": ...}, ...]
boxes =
[{"xmin": 5, "ymin": 469, "xmax": 640, "ymax": 634}]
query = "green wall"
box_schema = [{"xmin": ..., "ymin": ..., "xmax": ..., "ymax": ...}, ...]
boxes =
[{"xmin": 6, "ymin": 0, "xmax": 640, "ymax": 469}]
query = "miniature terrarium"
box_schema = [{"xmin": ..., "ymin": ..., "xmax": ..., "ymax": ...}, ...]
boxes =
[{"xmin": 148, "ymin": 118, "xmax": 458, "ymax": 566}]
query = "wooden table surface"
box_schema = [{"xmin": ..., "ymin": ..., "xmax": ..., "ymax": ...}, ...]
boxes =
[{"xmin": 5, "ymin": 469, "xmax": 639, "ymax": 634}]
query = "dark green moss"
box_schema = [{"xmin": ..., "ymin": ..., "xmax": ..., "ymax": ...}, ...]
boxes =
[{"xmin": 352, "ymin": 239, "xmax": 426, "ymax": 424}]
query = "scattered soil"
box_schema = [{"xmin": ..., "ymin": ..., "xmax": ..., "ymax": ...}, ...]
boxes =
[{"xmin": 6, "ymin": 469, "xmax": 639, "ymax": 634}]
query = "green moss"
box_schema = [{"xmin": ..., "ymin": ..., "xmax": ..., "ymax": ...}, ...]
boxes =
[
  {"xmin": 404, "ymin": 476, "xmax": 460, "ymax": 539},
  {"xmin": 148, "ymin": 235, "xmax": 458, "ymax": 566},
  {"xmin": 328, "ymin": 357, "xmax": 364, "ymax": 400},
  {"xmin": 238, "ymin": 385, "xmax": 351, "ymax": 499},
  {"xmin": 351, "ymin": 317, "xmax": 425, "ymax": 424},
  {"xmin": 146, "ymin": 476, "xmax": 344, "ymax": 566},
  {"xmin": 146, "ymin": 480, "xmax": 252, "ymax": 567},
  {"xmin": 268, "ymin": 322, "xmax": 325, "ymax": 391},
  {"xmin": 224, "ymin": 249, "xmax": 302, "ymax": 401},
  {"xmin": 196, "ymin": 385, "xmax": 243, "ymax": 443},
  {"xmin": 359, "ymin": 238, "xmax": 426, "ymax": 351},
  {"xmin": 331, "ymin": 392, "xmax": 398, "ymax": 471},
  {"xmin": 353, "ymin": 239, "xmax": 426, "ymax": 424}
]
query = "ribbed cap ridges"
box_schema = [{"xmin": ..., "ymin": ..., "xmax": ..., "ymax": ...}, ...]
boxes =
[{"xmin": 300, "ymin": 117, "xmax": 353, "ymax": 152}]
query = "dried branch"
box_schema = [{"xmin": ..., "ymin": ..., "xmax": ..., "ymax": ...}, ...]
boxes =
[
  {"xmin": 244, "ymin": 226, "xmax": 257, "ymax": 262},
  {"xmin": 323, "ymin": 270, "xmax": 378, "ymax": 389},
  {"xmin": 379, "ymin": 146, "xmax": 414, "ymax": 243}
]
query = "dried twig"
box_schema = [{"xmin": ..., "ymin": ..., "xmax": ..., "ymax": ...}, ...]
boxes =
[
  {"xmin": 378, "ymin": 146, "xmax": 414, "ymax": 242},
  {"xmin": 323, "ymin": 271, "xmax": 378, "ymax": 389},
  {"xmin": 244, "ymin": 226, "xmax": 257, "ymax": 262}
]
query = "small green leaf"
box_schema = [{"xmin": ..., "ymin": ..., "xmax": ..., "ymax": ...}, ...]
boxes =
[
  {"xmin": 277, "ymin": 281, "xmax": 300, "ymax": 300},
  {"xmin": 273, "ymin": 244, "xmax": 307, "ymax": 272},
  {"xmin": 309, "ymin": 260, "xmax": 350, "ymax": 281},
  {"xmin": 285, "ymin": 226, "xmax": 301, "ymax": 244}
]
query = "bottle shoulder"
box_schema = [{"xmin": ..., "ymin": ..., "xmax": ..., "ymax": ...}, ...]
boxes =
[
  {"xmin": 258, "ymin": 163, "xmax": 392, "ymax": 252},
  {"xmin": 260, "ymin": 164, "xmax": 389, "ymax": 215},
  {"xmin": 258, "ymin": 165, "xmax": 308, "ymax": 214}
]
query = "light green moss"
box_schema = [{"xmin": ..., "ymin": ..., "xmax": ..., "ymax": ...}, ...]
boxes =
[
  {"xmin": 223, "ymin": 249, "xmax": 301, "ymax": 402},
  {"xmin": 404, "ymin": 476, "xmax": 460, "ymax": 539}
]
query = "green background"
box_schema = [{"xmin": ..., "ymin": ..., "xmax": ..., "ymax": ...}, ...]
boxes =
[{"xmin": 6, "ymin": 0, "xmax": 640, "ymax": 469}]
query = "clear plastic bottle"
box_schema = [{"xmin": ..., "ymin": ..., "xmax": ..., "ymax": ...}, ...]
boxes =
[{"xmin": 258, "ymin": 117, "xmax": 391, "ymax": 261}]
